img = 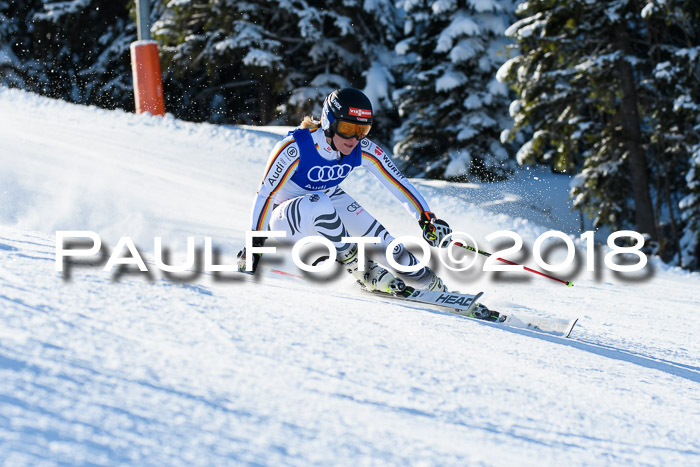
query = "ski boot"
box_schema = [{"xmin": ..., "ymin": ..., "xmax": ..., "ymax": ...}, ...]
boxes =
[
  {"xmin": 363, "ymin": 261, "xmax": 405, "ymax": 293},
  {"xmin": 469, "ymin": 303, "xmax": 505, "ymax": 322},
  {"xmin": 409, "ymin": 268, "xmax": 449, "ymax": 292},
  {"xmin": 469, "ymin": 303, "xmax": 491, "ymax": 320},
  {"xmin": 425, "ymin": 273, "xmax": 448, "ymax": 292},
  {"xmin": 338, "ymin": 246, "xmax": 405, "ymax": 294}
]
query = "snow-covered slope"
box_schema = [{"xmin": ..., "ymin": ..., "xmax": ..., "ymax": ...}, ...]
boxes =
[{"xmin": 1, "ymin": 87, "xmax": 699, "ymax": 466}]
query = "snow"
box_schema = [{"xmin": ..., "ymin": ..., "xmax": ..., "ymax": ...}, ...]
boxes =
[
  {"xmin": 431, "ymin": 0, "xmax": 456, "ymax": 15},
  {"xmin": 448, "ymin": 38, "xmax": 480, "ymax": 63},
  {"xmin": 362, "ymin": 59, "xmax": 394, "ymax": 111},
  {"xmin": 32, "ymin": 0, "xmax": 92, "ymax": 23},
  {"xmin": 504, "ymin": 14, "xmax": 544, "ymax": 39},
  {"xmin": 436, "ymin": 14, "xmax": 480, "ymax": 53},
  {"xmin": 463, "ymin": 93, "xmax": 482, "ymax": 109},
  {"xmin": 641, "ymin": 2, "xmax": 657, "ymax": 19},
  {"xmin": 477, "ymin": 12, "xmax": 510, "ymax": 35},
  {"xmin": 444, "ymin": 150, "xmax": 472, "ymax": 178},
  {"xmin": 1, "ymin": 87, "xmax": 699, "ymax": 466},
  {"xmin": 435, "ymin": 70, "xmax": 467, "ymax": 92},
  {"xmin": 469, "ymin": 0, "xmax": 504, "ymax": 13},
  {"xmin": 242, "ymin": 49, "xmax": 281, "ymax": 68}
]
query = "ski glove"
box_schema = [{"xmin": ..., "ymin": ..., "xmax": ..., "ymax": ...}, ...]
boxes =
[
  {"xmin": 237, "ymin": 237, "xmax": 265, "ymax": 274},
  {"xmin": 419, "ymin": 211, "xmax": 452, "ymax": 248}
]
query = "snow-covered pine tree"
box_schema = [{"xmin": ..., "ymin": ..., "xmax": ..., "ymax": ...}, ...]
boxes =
[
  {"xmin": 393, "ymin": 0, "xmax": 516, "ymax": 181},
  {"xmin": 284, "ymin": 0, "xmax": 402, "ymax": 144},
  {"xmin": 681, "ymin": 137, "xmax": 700, "ymax": 269},
  {"xmin": 0, "ymin": 0, "xmax": 47, "ymax": 90},
  {"xmin": 1, "ymin": 0, "xmax": 26, "ymax": 86},
  {"xmin": 640, "ymin": 0, "xmax": 700, "ymax": 269},
  {"xmin": 152, "ymin": 0, "xmax": 288, "ymax": 123},
  {"xmin": 640, "ymin": 0, "xmax": 699, "ymax": 263},
  {"xmin": 154, "ymin": 0, "xmax": 402, "ymax": 137},
  {"xmin": 13, "ymin": 0, "xmax": 135, "ymax": 109},
  {"xmin": 499, "ymin": 0, "xmax": 658, "ymax": 238}
]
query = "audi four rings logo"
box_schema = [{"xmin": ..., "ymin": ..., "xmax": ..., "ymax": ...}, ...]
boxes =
[{"xmin": 307, "ymin": 164, "xmax": 352, "ymax": 182}]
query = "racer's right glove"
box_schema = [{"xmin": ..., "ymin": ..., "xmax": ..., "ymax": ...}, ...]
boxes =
[
  {"xmin": 419, "ymin": 211, "xmax": 452, "ymax": 248},
  {"xmin": 237, "ymin": 236, "xmax": 265, "ymax": 274}
]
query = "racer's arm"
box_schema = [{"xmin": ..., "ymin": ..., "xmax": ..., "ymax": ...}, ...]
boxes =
[
  {"xmin": 360, "ymin": 140, "xmax": 452, "ymax": 247},
  {"xmin": 249, "ymin": 137, "xmax": 300, "ymax": 232},
  {"xmin": 359, "ymin": 140, "xmax": 431, "ymax": 221},
  {"xmin": 239, "ymin": 138, "xmax": 300, "ymax": 273}
]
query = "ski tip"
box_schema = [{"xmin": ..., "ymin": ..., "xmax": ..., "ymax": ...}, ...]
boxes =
[
  {"xmin": 565, "ymin": 318, "xmax": 579, "ymax": 338},
  {"xmin": 566, "ymin": 281, "xmax": 574, "ymax": 287}
]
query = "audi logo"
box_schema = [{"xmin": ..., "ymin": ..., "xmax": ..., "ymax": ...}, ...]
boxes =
[{"xmin": 307, "ymin": 164, "xmax": 353, "ymax": 182}]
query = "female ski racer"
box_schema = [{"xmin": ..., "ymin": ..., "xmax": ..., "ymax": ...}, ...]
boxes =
[{"xmin": 238, "ymin": 88, "xmax": 453, "ymax": 294}]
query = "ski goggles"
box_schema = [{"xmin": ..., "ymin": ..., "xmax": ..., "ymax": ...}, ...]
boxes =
[{"xmin": 335, "ymin": 120, "xmax": 372, "ymax": 140}]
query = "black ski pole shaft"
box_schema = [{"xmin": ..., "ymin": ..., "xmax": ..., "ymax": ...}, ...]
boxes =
[{"xmin": 453, "ymin": 242, "xmax": 574, "ymax": 287}]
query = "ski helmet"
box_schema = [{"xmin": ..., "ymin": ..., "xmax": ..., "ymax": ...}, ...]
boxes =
[{"xmin": 321, "ymin": 88, "xmax": 373, "ymax": 140}]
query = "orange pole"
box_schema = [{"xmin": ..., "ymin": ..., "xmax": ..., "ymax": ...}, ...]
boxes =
[{"xmin": 130, "ymin": 41, "xmax": 165, "ymax": 116}]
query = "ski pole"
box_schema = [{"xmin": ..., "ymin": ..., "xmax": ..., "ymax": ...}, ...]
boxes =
[{"xmin": 452, "ymin": 242, "xmax": 574, "ymax": 287}]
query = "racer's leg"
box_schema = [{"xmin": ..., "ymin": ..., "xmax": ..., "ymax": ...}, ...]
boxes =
[
  {"xmin": 269, "ymin": 192, "xmax": 403, "ymax": 292},
  {"xmin": 269, "ymin": 192, "xmax": 353, "ymax": 257},
  {"xmin": 328, "ymin": 187, "xmax": 447, "ymax": 291}
]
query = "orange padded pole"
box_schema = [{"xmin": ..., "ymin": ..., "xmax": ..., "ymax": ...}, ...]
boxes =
[{"xmin": 130, "ymin": 41, "xmax": 165, "ymax": 116}]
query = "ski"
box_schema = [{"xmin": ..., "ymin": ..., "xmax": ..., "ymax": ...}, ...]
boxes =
[
  {"xmin": 398, "ymin": 287, "xmax": 484, "ymax": 317},
  {"xmin": 245, "ymin": 266, "xmax": 578, "ymax": 338},
  {"xmin": 487, "ymin": 312, "xmax": 578, "ymax": 338},
  {"xmin": 365, "ymin": 286, "xmax": 578, "ymax": 338}
]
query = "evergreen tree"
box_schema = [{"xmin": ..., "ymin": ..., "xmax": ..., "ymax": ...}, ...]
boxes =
[
  {"xmin": 500, "ymin": 0, "xmax": 659, "ymax": 238},
  {"xmin": 0, "ymin": 0, "xmax": 46, "ymax": 89},
  {"xmin": 153, "ymin": 0, "xmax": 288, "ymax": 123},
  {"xmin": 3, "ymin": 0, "xmax": 135, "ymax": 109},
  {"xmin": 285, "ymin": 0, "xmax": 402, "ymax": 143},
  {"xmin": 640, "ymin": 0, "xmax": 698, "ymax": 262},
  {"xmin": 153, "ymin": 0, "xmax": 402, "ymax": 140},
  {"xmin": 393, "ymin": 0, "xmax": 516, "ymax": 181},
  {"xmin": 642, "ymin": 1, "xmax": 700, "ymax": 268},
  {"xmin": 681, "ymin": 140, "xmax": 700, "ymax": 269}
]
